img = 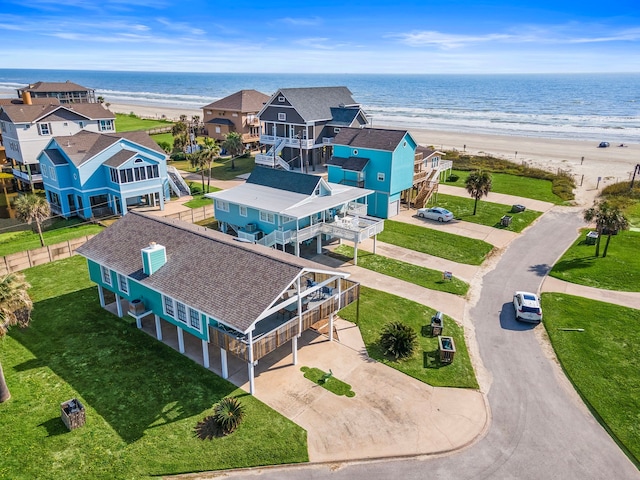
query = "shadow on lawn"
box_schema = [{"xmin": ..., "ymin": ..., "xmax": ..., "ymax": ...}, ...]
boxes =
[
  {"xmin": 551, "ymin": 256, "xmax": 595, "ymax": 273},
  {"xmin": 12, "ymin": 287, "xmax": 236, "ymax": 444}
]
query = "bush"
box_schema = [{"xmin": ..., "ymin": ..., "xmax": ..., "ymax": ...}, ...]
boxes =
[
  {"xmin": 447, "ymin": 173, "xmax": 460, "ymax": 182},
  {"xmin": 379, "ymin": 321, "xmax": 418, "ymax": 360},
  {"xmin": 189, "ymin": 184, "xmax": 202, "ymax": 195},
  {"xmin": 214, "ymin": 397, "xmax": 246, "ymax": 435},
  {"xmin": 601, "ymin": 181, "xmax": 640, "ymax": 200},
  {"xmin": 170, "ymin": 152, "xmax": 186, "ymax": 162}
]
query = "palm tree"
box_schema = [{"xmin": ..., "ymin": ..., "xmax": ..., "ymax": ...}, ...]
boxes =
[
  {"xmin": 0, "ymin": 272, "xmax": 33, "ymax": 402},
  {"xmin": 189, "ymin": 152, "xmax": 207, "ymax": 190},
  {"xmin": 223, "ymin": 132, "xmax": 244, "ymax": 170},
  {"xmin": 199, "ymin": 137, "xmax": 221, "ymax": 193},
  {"xmin": 584, "ymin": 201, "xmax": 630, "ymax": 257},
  {"xmin": 171, "ymin": 121, "xmax": 188, "ymax": 153},
  {"xmin": 465, "ymin": 170, "xmax": 493, "ymax": 215},
  {"xmin": 15, "ymin": 194, "xmax": 50, "ymax": 247},
  {"xmin": 379, "ymin": 321, "xmax": 417, "ymax": 360},
  {"xmin": 214, "ymin": 396, "xmax": 246, "ymax": 435}
]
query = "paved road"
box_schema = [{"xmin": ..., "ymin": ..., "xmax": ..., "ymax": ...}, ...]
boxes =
[{"xmin": 200, "ymin": 207, "xmax": 639, "ymax": 480}]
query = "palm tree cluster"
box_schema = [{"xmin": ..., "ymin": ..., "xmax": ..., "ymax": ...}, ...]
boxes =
[
  {"xmin": 379, "ymin": 321, "xmax": 418, "ymax": 360},
  {"xmin": 194, "ymin": 396, "xmax": 246, "ymax": 439},
  {"xmin": 583, "ymin": 201, "xmax": 630, "ymax": 258},
  {"xmin": 465, "ymin": 170, "xmax": 493, "ymax": 215}
]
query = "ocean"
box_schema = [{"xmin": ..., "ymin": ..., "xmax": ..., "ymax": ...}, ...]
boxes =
[{"xmin": 0, "ymin": 69, "xmax": 638, "ymax": 144}]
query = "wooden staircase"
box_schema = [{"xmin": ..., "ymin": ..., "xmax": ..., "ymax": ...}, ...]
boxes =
[{"xmin": 413, "ymin": 169, "xmax": 440, "ymax": 208}]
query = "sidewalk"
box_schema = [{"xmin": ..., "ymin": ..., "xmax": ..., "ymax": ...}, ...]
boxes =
[{"xmin": 541, "ymin": 276, "xmax": 640, "ymax": 310}]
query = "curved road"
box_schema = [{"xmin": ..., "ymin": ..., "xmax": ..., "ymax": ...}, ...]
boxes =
[{"xmin": 208, "ymin": 208, "xmax": 639, "ymax": 480}]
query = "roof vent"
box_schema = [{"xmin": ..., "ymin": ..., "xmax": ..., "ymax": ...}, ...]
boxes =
[{"xmin": 141, "ymin": 242, "xmax": 166, "ymax": 276}]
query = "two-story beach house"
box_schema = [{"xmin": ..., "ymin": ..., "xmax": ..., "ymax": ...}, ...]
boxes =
[
  {"xmin": 201, "ymin": 89, "xmax": 270, "ymax": 149},
  {"xmin": 16, "ymin": 81, "xmax": 97, "ymax": 104},
  {"xmin": 207, "ymin": 167, "xmax": 384, "ymax": 264},
  {"xmin": 327, "ymin": 127, "xmax": 418, "ymax": 218},
  {"xmin": 37, "ymin": 130, "xmax": 172, "ymax": 218},
  {"xmin": 76, "ymin": 212, "xmax": 360, "ymax": 394},
  {"xmin": 0, "ymin": 101, "xmax": 115, "ymax": 191},
  {"xmin": 408, "ymin": 146, "xmax": 452, "ymax": 208},
  {"xmin": 255, "ymin": 87, "xmax": 369, "ymax": 172}
]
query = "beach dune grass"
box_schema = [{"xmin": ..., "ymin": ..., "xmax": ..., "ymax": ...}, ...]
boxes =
[
  {"xmin": 0, "ymin": 256, "xmax": 307, "ymax": 478},
  {"xmin": 339, "ymin": 286, "xmax": 478, "ymax": 389},
  {"xmin": 378, "ymin": 219, "xmax": 494, "ymax": 265},
  {"xmin": 541, "ymin": 293, "xmax": 640, "ymax": 467}
]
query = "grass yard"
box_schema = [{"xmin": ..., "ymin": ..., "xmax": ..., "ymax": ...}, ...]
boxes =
[
  {"xmin": 169, "ymin": 155, "xmax": 255, "ymax": 181},
  {"xmin": 0, "ymin": 219, "xmax": 104, "ymax": 257},
  {"xmin": 0, "ymin": 257, "xmax": 308, "ymax": 479},
  {"xmin": 431, "ymin": 193, "xmax": 542, "ymax": 233},
  {"xmin": 151, "ymin": 132, "xmax": 173, "ymax": 150},
  {"xmin": 115, "ymin": 113, "xmax": 173, "ymax": 132},
  {"xmin": 549, "ymin": 229, "xmax": 640, "ymax": 291},
  {"xmin": 332, "ymin": 245, "xmax": 469, "ymax": 296},
  {"xmin": 541, "ymin": 293, "xmax": 640, "ymax": 467},
  {"xmin": 183, "ymin": 181, "xmax": 221, "ymax": 209},
  {"xmin": 339, "ymin": 287, "xmax": 478, "ymax": 388},
  {"xmin": 444, "ymin": 169, "xmax": 566, "ymax": 204},
  {"xmin": 378, "ymin": 220, "xmax": 494, "ymax": 266}
]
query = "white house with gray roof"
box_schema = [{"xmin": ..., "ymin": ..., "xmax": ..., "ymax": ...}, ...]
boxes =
[
  {"xmin": 76, "ymin": 212, "xmax": 360, "ymax": 394},
  {"xmin": 255, "ymin": 86, "xmax": 369, "ymax": 172}
]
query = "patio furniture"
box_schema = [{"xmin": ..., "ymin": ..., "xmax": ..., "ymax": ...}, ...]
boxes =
[{"xmin": 320, "ymin": 286, "xmax": 334, "ymax": 299}]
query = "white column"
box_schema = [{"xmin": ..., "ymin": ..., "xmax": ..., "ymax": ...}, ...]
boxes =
[
  {"xmin": 295, "ymin": 241, "xmax": 300, "ymax": 257},
  {"xmin": 202, "ymin": 340, "xmax": 210, "ymax": 369},
  {"xmin": 154, "ymin": 314, "xmax": 162, "ymax": 340},
  {"xmin": 221, "ymin": 348, "xmax": 228, "ymax": 379},
  {"xmin": 247, "ymin": 330, "xmax": 255, "ymax": 395},
  {"xmin": 373, "ymin": 234, "xmax": 377, "ymax": 254},
  {"xmin": 292, "ymin": 335, "xmax": 298, "ymax": 365},
  {"xmin": 115, "ymin": 294, "xmax": 123, "ymax": 317},
  {"xmin": 177, "ymin": 327, "xmax": 185, "ymax": 353},
  {"xmin": 316, "ymin": 233, "xmax": 322, "ymax": 254},
  {"xmin": 158, "ymin": 189, "xmax": 165, "ymax": 211},
  {"xmin": 98, "ymin": 285, "xmax": 105, "ymax": 307},
  {"xmin": 135, "ymin": 316, "xmax": 142, "ymax": 329},
  {"xmin": 354, "ymin": 243, "xmax": 359, "ymax": 265},
  {"xmin": 329, "ymin": 313, "xmax": 334, "ymax": 342}
]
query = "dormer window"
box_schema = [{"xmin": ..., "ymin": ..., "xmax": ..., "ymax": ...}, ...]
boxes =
[
  {"xmin": 278, "ymin": 112, "xmax": 286, "ymax": 121},
  {"xmin": 37, "ymin": 123, "xmax": 52, "ymax": 135}
]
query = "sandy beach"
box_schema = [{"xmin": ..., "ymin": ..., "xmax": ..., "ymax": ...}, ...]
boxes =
[{"xmin": 110, "ymin": 102, "xmax": 639, "ymax": 201}]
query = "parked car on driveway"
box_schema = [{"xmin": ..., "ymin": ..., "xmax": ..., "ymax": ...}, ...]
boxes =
[
  {"xmin": 513, "ymin": 291, "xmax": 543, "ymax": 323},
  {"xmin": 417, "ymin": 207, "xmax": 454, "ymax": 222},
  {"xmin": 598, "ymin": 142, "xmax": 610, "ymax": 148}
]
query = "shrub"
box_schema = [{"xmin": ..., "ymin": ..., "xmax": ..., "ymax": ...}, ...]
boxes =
[
  {"xmin": 601, "ymin": 181, "xmax": 640, "ymax": 200},
  {"xmin": 170, "ymin": 152, "xmax": 187, "ymax": 162},
  {"xmin": 214, "ymin": 397, "xmax": 246, "ymax": 435},
  {"xmin": 379, "ymin": 321, "xmax": 418, "ymax": 360},
  {"xmin": 189, "ymin": 183, "xmax": 203, "ymax": 195},
  {"xmin": 447, "ymin": 173, "xmax": 460, "ymax": 182}
]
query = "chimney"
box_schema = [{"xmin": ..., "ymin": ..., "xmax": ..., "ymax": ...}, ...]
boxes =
[
  {"xmin": 141, "ymin": 242, "xmax": 167, "ymax": 276},
  {"xmin": 22, "ymin": 91, "xmax": 32, "ymax": 105}
]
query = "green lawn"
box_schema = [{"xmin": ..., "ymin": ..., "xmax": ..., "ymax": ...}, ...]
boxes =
[
  {"xmin": 115, "ymin": 113, "xmax": 173, "ymax": 132},
  {"xmin": 444, "ymin": 169, "xmax": 566, "ymax": 204},
  {"xmin": 0, "ymin": 257, "xmax": 308, "ymax": 479},
  {"xmin": 183, "ymin": 182, "xmax": 221, "ymax": 209},
  {"xmin": 0, "ymin": 219, "xmax": 104, "ymax": 257},
  {"xmin": 339, "ymin": 287, "xmax": 478, "ymax": 389},
  {"xmin": 431, "ymin": 193, "xmax": 542, "ymax": 233},
  {"xmin": 549, "ymin": 229, "xmax": 640, "ymax": 291},
  {"xmin": 169, "ymin": 155, "xmax": 255, "ymax": 181},
  {"xmin": 151, "ymin": 132, "xmax": 174, "ymax": 149},
  {"xmin": 332, "ymin": 245, "xmax": 469, "ymax": 296},
  {"xmin": 541, "ymin": 293, "xmax": 640, "ymax": 467},
  {"xmin": 378, "ymin": 220, "xmax": 494, "ymax": 266}
]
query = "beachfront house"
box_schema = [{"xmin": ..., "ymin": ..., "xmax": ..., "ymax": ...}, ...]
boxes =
[
  {"xmin": 76, "ymin": 211, "xmax": 360, "ymax": 394},
  {"xmin": 327, "ymin": 127, "xmax": 418, "ymax": 218},
  {"xmin": 407, "ymin": 146, "xmax": 453, "ymax": 208},
  {"xmin": 0, "ymin": 102, "xmax": 115, "ymax": 191},
  {"xmin": 207, "ymin": 167, "xmax": 384, "ymax": 264},
  {"xmin": 16, "ymin": 81, "xmax": 97, "ymax": 104},
  {"xmin": 37, "ymin": 130, "xmax": 171, "ymax": 218},
  {"xmin": 255, "ymin": 87, "xmax": 369, "ymax": 172},
  {"xmin": 202, "ymin": 89, "xmax": 270, "ymax": 149}
]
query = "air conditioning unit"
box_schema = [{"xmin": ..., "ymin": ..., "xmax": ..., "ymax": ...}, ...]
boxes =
[{"xmin": 245, "ymin": 223, "xmax": 257, "ymax": 233}]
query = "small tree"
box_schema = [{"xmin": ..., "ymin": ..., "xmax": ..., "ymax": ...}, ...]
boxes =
[
  {"xmin": 171, "ymin": 121, "xmax": 188, "ymax": 153},
  {"xmin": 189, "ymin": 152, "xmax": 207, "ymax": 190},
  {"xmin": 15, "ymin": 194, "xmax": 50, "ymax": 247},
  {"xmin": 0, "ymin": 272, "xmax": 33, "ymax": 402},
  {"xmin": 465, "ymin": 170, "xmax": 493, "ymax": 215},
  {"xmin": 379, "ymin": 321, "xmax": 417, "ymax": 360},
  {"xmin": 199, "ymin": 137, "xmax": 221, "ymax": 192},
  {"xmin": 584, "ymin": 201, "xmax": 629, "ymax": 258},
  {"xmin": 214, "ymin": 396, "xmax": 246, "ymax": 435},
  {"xmin": 222, "ymin": 132, "xmax": 244, "ymax": 170}
]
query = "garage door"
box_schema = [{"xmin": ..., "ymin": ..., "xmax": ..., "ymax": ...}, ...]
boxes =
[{"xmin": 388, "ymin": 200, "xmax": 399, "ymax": 217}]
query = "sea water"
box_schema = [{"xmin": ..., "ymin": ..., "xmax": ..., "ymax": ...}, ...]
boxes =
[{"xmin": 0, "ymin": 69, "xmax": 638, "ymax": 143}]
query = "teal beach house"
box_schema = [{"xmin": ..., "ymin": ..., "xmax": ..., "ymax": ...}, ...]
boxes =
[{"xmin": 38, "ymin": 129, "xmax": 171, "ymax": 218}]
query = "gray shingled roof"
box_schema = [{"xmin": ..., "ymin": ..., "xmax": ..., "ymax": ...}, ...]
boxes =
[
  {"xmin": 272, "ymin": 87, "xmax": 358, "ymax": 122},
  {"xmin": 205, "ymin": 118, "xmax": 234, "ymax": 126},
  {"xmin": 19, "ymin": 81, "xmax": 93, "ymax": 93},
  {"xmin": 76, "ymin": 212, "xmax": 343, "ymax": 332},
  {"xmin": 0, "ymin": 103, "xmax": 114, "ymax": 123},
  {"xmin": 246, "ymin": 166, "xmax": 321, "ymax": 195},
  {"xmin": 202, "ymin": 89, "xmax": 270, "ymax": 112},
  {"xmin": 103, "ymin": 150, "xmax": 136, "ymax": 168},
  {"xmin": 328, "ymin": 106, "xmax": 361, "ymax": 126},
  {"xmin": 41, "ymin": 148, "xmax": 68, "ymax": 166},
  {"xmin": 0, "ymin": 98, "xmax": 60, "ymax": 106},
  {"xmin": 327, "ymin": 156, "xmax": 370, "ymax": 172},
  {"xmin": 333, "ymin": 127, "xmax": 409, "ymax": 152}
]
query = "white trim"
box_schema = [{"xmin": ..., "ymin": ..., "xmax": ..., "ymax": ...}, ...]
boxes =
[
  {"xmin": 100, "ymin": 265, "xmax": 112, "ymax": 286},
  {"xmin": 259, "ymin": 210, "xmax": 275, "ymax": 224},
  {"xmin": 117, "ymin": 273, "xmax": 129, "ymax": 294},
  {"xmin": 239, "ymin": 205, "xmax": 247, "ymax": 217}
]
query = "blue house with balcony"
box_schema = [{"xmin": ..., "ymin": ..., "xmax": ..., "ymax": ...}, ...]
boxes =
[
  {"xmin": 76, "ymin": 211, "xmax": 360, "ymax": 394},
  {"xmin": 37, "ymin": 130, "xmax": 173, "ymax": 218},
  {"xmin": 326, "ymin": 127, "xmax": 418, "ymax": 218},
  {"xmin": 207, "ymin": 167, "xmax": 385, "ymax": 264}
]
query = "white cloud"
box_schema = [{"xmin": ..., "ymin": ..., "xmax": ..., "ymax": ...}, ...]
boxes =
[{"xmin": 279, "ymin": 16, "xmax": 322, "ymax": 27}]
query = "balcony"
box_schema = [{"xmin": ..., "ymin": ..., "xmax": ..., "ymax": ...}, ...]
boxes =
[
  {"xmin": 292, "ymin": 213, "xmax": 384, "ymax": 244},
  {"xmin": 259, "ymin": 135, "xmax": 314, "ymax": 149},
  {"xmin": 12, "ymin": 168, "xmax": 43, "ymax": 184}
]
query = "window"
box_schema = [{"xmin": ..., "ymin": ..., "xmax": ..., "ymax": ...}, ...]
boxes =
[
  {"xmin": 215, "ymin": 126, "xmax": 221, "ymax": 134},
  {"xmin": 118, "ymin": 274, "xmax": 129, "ymax": 294},
  {"xmin": 48, "ymin": 191, "xmax": 61, "ymax": 206},
  {"xmin": 176, "ymin": 302, "xmax": 187, "ymax": 323},
  {"xmin": 216, "ymin": 200, "xmax": 229, "ymax": 212},
  {"xmin": 278, "ymin": 112, "xmax": 286, "ymax": 121},
  {"xmin": 163, "ymin": 296, "xmax": 174, "ymax": 316},
  {"xmin": 134, "ymin": 166, "xmax": 147, "ymax": 181},
  {"xmin": 0, "ymin": 122, "xmax": 6, "ymax": 133},
  {"xmin": 146, "ymin": 165, "xmax": 159, "ymax": 179},
  {"xmin": 260, "ymin": 211, "xmax": 275, "ymax": 223},
  {"xmin": 334, "ymin": 127, "xmax": 341, "ymax": 133},
  {"xmin": 403, "ymin": 141, "xmax": 407, "ymax": 148},
  {"xmin": 101, "ymin": 265, "xmax": 111, "ymax": 285},
  {"xmin": 278, "ymin": 96, "xmax": 285, "ymax": 102},
  {"xmin": 189, "ymin": 308, "xmax": 200, "ymax": 329},
  {"xmin": 37, "ymin": 123, "xmax": 52, "ymax": 135},
  {"xmin": 99, "ymin": 119, "xmax": 114, "ymax": 132},
  {"xmin": 50, "ymin": 167, "xmax": 56, "ymax": 181},
  {"xmin": 78, "ymin": 121, "xmax": 84, "ymax": 128},
  {"xmin": 110, "ymin": 168, "xmax": 119, "ymax": 184},
  {"xmin": 352, "ymin": 149, "xmax": 358, "ymax": 156},
  {"xmin": 377, "ymin": 172, "xmax": 385, "ymax": 182},
  {"xmin": 134, "ymin": 158, "xmax": 144, "ymax": 164},
  {"xmin": 42, "ymin": 166, "xmax": 48, "ymax": 178},
  {"xmin": 232, "ymin": 112, "xmax": 238, "ymax": 117},
  {"xmin": 239, "ymin": 205, "xmax": 247, "ymax": 217}
]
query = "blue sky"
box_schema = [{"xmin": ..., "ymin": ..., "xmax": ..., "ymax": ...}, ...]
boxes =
[{"xmin": 1, "ymin": 0, "xmax": 639, "ymax": 73}]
